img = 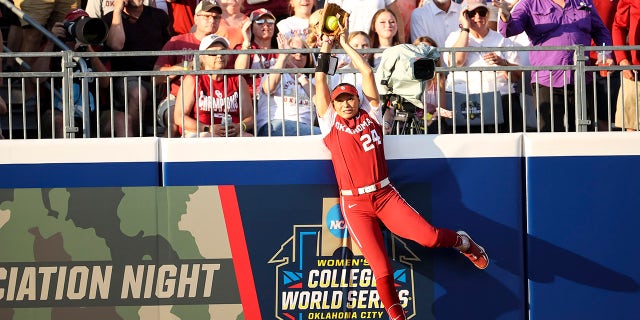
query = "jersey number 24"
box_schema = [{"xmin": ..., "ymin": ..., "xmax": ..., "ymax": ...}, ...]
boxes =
[{"xmin": 360, "ymin": 129, "xmax": 381, "ymax": 151}]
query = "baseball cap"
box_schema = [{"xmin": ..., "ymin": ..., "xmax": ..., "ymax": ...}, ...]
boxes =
[
  {"xmin": 64, "ymin": 9, "xmax": 89, "ymax": 22},
  {"xmin": 249, "ymin": 8, "xmax": 275, "ymax": 22},
  {"xmin": 466, "ymin": 0, "xmax": 488, "ymax": 11},
  {"xmin": 199, "ymin": 34, "xmax": 230, "ymax": 50},
  {"xmin": 195, "ymin": 0, "xmax": 222, "ymax": 14},
  {"xmin": 331, "ymin": 83, "xmax": 359, "ymax": 101}
]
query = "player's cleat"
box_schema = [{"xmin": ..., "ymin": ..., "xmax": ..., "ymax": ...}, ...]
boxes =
[{"xmin": 457, "ymin": 231, "xmax": 489, "ymax": 269}]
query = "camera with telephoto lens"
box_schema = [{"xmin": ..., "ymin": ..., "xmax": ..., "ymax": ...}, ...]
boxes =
[{"xmin": 63, "ymin": 17, "xmax": 109, "ymax": 45}]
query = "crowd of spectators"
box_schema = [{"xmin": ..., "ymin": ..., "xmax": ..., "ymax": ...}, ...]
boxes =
[{"xmin": 1, "ymin": 0, "xmax": 638, "ymax": 138}]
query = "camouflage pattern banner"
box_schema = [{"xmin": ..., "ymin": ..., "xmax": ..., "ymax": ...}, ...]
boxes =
[{"xmin": 0, "ymin": 187, "xmax": 243, "ymax": 320}]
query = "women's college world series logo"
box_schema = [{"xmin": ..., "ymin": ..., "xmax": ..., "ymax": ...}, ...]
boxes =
[{"xmin": 269, "ymin": 198, "xmax": 419, "ymax": 319}]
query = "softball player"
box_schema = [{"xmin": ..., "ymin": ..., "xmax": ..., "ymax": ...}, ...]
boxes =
[{"xmin": 312, "ymin": 31, "xmax": 489, "ymax": 320}]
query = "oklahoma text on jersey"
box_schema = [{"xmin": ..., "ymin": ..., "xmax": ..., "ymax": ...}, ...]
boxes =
[{"xmin": 334, "ymin": 117, "xmax": 374, "ymax": 135}]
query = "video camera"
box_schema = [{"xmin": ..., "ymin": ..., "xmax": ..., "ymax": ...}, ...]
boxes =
[
  {"xmin": 376, "ymin": 43, "xmax": 439, "ymax": 110},
  {"xmin": 63, "ymin": 17, "xmax": 108, "ymax": 45}
]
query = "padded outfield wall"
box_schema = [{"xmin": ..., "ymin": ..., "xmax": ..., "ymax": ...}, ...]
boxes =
[{"xmin": 0, "ymin": 134, "xmax": 637, "ymax": 319}]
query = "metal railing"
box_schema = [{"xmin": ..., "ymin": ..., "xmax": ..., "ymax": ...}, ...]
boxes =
[{"xmin": 0, "ymin": 45, "xmax": 639, "ymax": 139}]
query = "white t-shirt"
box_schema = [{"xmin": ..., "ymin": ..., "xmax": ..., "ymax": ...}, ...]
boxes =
[
  {"xmin": 257, "ymin": 73, "xmax": 315, "ymax": 129},
  {"xmin": 410, "ymin": 1, "xmax": 462, "ymax": 46},
  {"xmin": 327, "ymin": 0, "xmax": 395, "ymax": 34},
  {"xmin": 276, "ymin": 16, "xmax": 310, "ymax": 41},
  {"xmin": 443, "ymin": 29, "xmax": 521, "ymax": 95}
]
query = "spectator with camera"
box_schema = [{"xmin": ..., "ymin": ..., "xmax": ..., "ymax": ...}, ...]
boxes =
[
  {"xmin": 14, "ymin": 0, "xmax": 79, "ymax": 109},
  {"xmin": 444, "ymin": 0, "xmax": 523, "ymax": 133},
  {"xmin": 173, "ymin": 35, "xmax": 254, "ymax": 137},
  {"xmin": 154, "ymin": 0, "xmax": 223, "ymax": 137},
  {"xmin": 31, "ymin": 9, "xmax": 110, "ymax": 138},
  {"xmin": 101, "ymin": 0, "xmax": 171, "ymax": 137}
]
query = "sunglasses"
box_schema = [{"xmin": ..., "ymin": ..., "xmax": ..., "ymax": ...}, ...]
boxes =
[
  {"xmin": 467, "ymin": 7, "xmax": 489, "ymax": 17},
  {"xmin": 254, "ymin": 18, "xmax": 275, "ymax": 25}
]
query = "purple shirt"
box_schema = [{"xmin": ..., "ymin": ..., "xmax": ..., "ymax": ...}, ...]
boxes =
[{"xmin": 498, "ymin": 0, "xmax": 612, "ymax": 87}]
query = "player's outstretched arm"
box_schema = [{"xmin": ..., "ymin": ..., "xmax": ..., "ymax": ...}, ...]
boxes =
[
  {"xmin": 338, "ymin": 34, "xmax": 379, "ymax": 108},
  {"xmin": 313, "ymin": 35, "xmax": 333, "ymax": 118}
]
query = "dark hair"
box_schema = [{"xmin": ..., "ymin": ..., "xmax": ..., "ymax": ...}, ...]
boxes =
[
  {"xmin": 249, "ymin": 19, "xmax": 278, "ymax": 48},
  {"xmin": 369, "ymin": 8, "xmax": 400, "ymax": 49}
]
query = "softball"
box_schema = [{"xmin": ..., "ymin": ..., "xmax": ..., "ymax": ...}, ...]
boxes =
[{"xmin": 325, "ymin": 16, "xmax": 339, "ymax": 31}]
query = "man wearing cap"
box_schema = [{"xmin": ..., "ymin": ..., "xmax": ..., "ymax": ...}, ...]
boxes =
[
  {"xmin": 102, "ymin": 0, "xmax": 171, "ymax": 137},
  {"xmin": 153, "ymin": 0, "xmax": 222, "ymax": 136},
  {"xmin": 313, "ymin": 26, "xmax": 489, "ymax": 320}
]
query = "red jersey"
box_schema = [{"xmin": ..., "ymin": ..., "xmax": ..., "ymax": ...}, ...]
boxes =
[
  {"xmin": 190, "ymin": 74, "xmax": 242, "ymax": 126},
  {"xmin": 318, "ymin": 101, "xmax": 388, "ymax": 191}
]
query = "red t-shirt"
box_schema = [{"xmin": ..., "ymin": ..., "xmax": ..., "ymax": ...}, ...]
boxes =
[
  {"xmin": 612, "ymin": 0, "xmax": 640, "ymax": 65},
  {"xmin": 590, "ymin": 0, "xmax": 619, "ymax": 64},
  {"xmin": 155, "ymin": 32, "xmax": 200, "ymax": 97},
  {"xmin": 319, "ymin": 102, "xmax": 388, "ymax": 191},
  {"xmin": 169, "ymin": 0, "xmax": 198, "ymax": 35},
  {"xmin": 189, "ymin": 74, "xmax": 242, "ymax": 126}
]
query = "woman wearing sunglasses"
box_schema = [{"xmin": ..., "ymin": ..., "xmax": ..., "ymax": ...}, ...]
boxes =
[
  {"xmin": 235, "ymin": 8, "xmax": 279, "ymax": 97},
  {"xmin": 443, "ymin": 0, "xmax": 524, "ymax": 133}
]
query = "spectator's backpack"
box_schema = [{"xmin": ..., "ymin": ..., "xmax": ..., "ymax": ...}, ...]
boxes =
[{"xmin": 375, "ymin": 43, "xmax": 439, "ymax": 109}]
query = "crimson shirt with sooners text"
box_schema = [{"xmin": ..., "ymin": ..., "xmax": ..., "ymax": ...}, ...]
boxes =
[{"xmin": 318, "ymin": 101, "xmax": 389, "ymax": 191}]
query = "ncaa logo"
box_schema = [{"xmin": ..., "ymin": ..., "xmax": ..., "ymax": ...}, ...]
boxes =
[{"xmin": 325, "ymin": 204, "xmax": 348, "ymax": 238}]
